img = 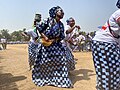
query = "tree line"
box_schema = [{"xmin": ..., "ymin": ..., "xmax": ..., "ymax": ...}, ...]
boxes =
[
  {"xmin": 0, "ymin": 29, "xmax": 29, "ymax": 42},
  {"xmin": 0, "ymin": 29, "xmax": 95, "ymax": 42}
]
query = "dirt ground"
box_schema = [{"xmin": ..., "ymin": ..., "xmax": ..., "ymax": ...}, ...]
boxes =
[{"xmin": 0, "ymin": 44, "xmax": 96, "ymax": 90}]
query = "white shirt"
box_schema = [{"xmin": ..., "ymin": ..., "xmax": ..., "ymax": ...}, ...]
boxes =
[
  {"xmin": 64, "ymin": 25, "xmax": 78, "ymax": 41},
  {"xmin": 72, "ymin": 36, "xmax": 79, "ymax": 45},
  {"xmin": 25, "ymin": 28, "xmax": 38, "ymax": 44},
  {"xmin": 1, "ymin": 38, "xmax": 7, "ymax": 43},
  {"xmin": 62, "ymin": 25, "xmax": 77, "ymax": 51},
  {"xmin": 93, "ymin": 9, "xmax": 120, "ymax": 44},
  {"xmin": 78, "ymin": 35, "xmax": 85, "ymax": 41}
]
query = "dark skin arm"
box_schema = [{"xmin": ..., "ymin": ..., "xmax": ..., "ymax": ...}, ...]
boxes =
[
  {"xmin": 117, "ymin": 17, "xmax": 120, "ymax": 27},
  {"xmin": 41, "ymin": 33, "xmax": 49, "ymax": 41},
  {"xmin": 21, "ymin": 32, "xmax": 29, "ymax": 38},
  {"xmin": 40, "ymin": 33, "xmax": 54, "ymax": 42}
]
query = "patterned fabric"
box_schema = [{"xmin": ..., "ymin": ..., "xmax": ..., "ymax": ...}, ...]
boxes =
[
  {"xmin": 92, "ymin": 40, "xmax": 120, "ymax": 90},
  {"xmin": 38, "ymin": 17, "xmax": 65, "ymax": 40},
  {"xmin": 32, "ymin": 18, "xmax": 74, "ymax": 88},
  {"xmin": 28, "ymin": 42, "xmax": 38, "ymax": 69},
  {"xmin": 64, "ymin": 45, "xmax": 75, "ymax": 71},
  {"xmin": 49, "ymin": 6, "xmax": 64, "ymax": 18}
]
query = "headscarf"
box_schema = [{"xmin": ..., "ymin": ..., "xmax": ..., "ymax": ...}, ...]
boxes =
[
  {"xmin": 33, "ymin": 13, "xmax": 41, "ymax": 27},
  {"xmin": 116, "ymin": 0, "xmax": 120, "ymax": 9},
  {"xmin": 66, "ymin": 17, "xmax": 74, "ymax": 25},
  {"xmin": 35, "ymin": 13, "xmax": 41, "ymax": 22},
  {"xmin": 49, "ymin": 6, "xmax": 64, "ymax": 18}
]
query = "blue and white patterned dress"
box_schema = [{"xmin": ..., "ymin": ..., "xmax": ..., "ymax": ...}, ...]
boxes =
[
  {"xmin": 92, "ymin": 9, "xmax": 120, "ymax": 90},
  {"xmin": 32, "ymin": 18, "xmax": 74, "ymax": 88},
  {"xmin": 25, "ymin": 28, "xmax": 39, "ymax": 70}
]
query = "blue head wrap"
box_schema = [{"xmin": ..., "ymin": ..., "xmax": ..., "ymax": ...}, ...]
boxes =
[{"xmin": 49, "ymin": 6, "xmax": 64, "ymax": 18}]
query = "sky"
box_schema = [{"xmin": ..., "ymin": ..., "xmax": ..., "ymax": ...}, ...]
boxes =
[{"xmin": 0, "ymin": 0, "xmax": 118, "ymax": 33}]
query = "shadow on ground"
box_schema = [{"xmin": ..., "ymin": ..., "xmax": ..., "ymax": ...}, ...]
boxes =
[
  {"xmin": 69, "ymin": 69, "xmax": 96, "ymax": 85},
  {"xmin": 0, "ymin": 66, "xmax": 27, "ymax": 90}
]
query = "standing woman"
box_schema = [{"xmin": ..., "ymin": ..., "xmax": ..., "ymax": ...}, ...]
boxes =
[
  {"xmin": 64, "ymin": 17, "xmax": 80, "ymax": 51},
  {"xmin": 62, "ymin": 17, "xmax": 80, "ymax": 71},
  {"xmin": 32, "ymin": 6, "xmax": 73, "ymax": 88},
  {"xmin": 92, "ymin": 1, "xmax": 120, "ymax": 90},
  {"xmin": 21, "ymin": 13, "xmax": 41, "ymax": 70}
]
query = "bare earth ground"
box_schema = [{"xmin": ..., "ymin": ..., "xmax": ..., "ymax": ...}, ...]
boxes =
[{"xmin": 0, "ymin": 44, "xmax": 96, "ymax": 90}]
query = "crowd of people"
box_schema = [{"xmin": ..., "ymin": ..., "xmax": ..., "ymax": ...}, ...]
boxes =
[
  {"xmin": 69, "ymin": 32, "xmax": 93, "ymax": 52},
  {"xmin": 8, "ymin": 0, "xmax": 120, "ymax": 89}
]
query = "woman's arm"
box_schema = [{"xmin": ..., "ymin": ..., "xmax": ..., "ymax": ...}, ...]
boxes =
[
  {"xmin": 21, "ymin": 32, "xmax": 29, "ymax": 38},
  {"xmin": 66, "ymin": 25, "xmax": 80, "ymax": 34},
  {"xmin": 40, "ymin": 33, "xmax": 49, "ymax": 41}
]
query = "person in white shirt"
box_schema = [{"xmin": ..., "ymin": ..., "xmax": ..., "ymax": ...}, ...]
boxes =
[
  {"xmin": 85, "ymin": 33, "xmax": 92, "ymax": 51},
  {"xmin": 1, "ymin": 38, "xmax": 7, "ymax": 50},
  {"xmin": 78, "ymin": 32, "xmax": 86, "ymax": 51},
  {"xmin": 63, "ymin": 17, "xmax": 80, "ymax": 51},
  {"xmin": 22, "ymin": 13, "xmax": 41, "ymax": 70},
  {"xmin": 61, "ymin": 17, "xmax": 80, "ymax": 73},
  {"xmin": 70, "ymin": 34, "xmax": 79, "ymax": 51},
  {"xmin": 22, "ymin": 28, "xmax": 39, "ymax": 70},
  {"xmin": 92, "ymin": 1, "xmax": 120, "ymax": 89}
]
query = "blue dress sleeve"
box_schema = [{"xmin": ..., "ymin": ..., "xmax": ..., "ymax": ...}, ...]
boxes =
[
  {"xmin": 59, "ymin": 22, "xmax": 65, "ymax": 41},
  {"xmin": 37, "ymin": 18, "xmax": 49, "ymax": 33}
]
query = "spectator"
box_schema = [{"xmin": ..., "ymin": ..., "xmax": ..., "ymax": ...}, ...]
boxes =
[
  {"xmin": 22, "ymin": 13, "xmax": 41, "ymax": 70},
  {"xmin": 63, "ymin": 17, "xmax": 80, "ymax": 51},
  {"xmin": 78, "ymin": 32, "xmax": 85, "ymax": 51},
  {"xmin": 85, "ymin": 33, "xmax": 92, "ymax": 51},
  {"xmin": 1, "ymin": 38, "xmax": 7, "ymax": 50}
]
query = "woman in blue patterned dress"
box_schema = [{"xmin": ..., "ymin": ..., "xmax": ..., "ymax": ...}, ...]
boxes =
[{"xmin": 32, "ymin": 6, "xmax": 73, "ymax": 88}]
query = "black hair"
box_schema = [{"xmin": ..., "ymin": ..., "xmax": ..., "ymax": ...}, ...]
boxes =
[{"xmin": 116, "ymin": 0, "xmax": 120, "ymax": 9}]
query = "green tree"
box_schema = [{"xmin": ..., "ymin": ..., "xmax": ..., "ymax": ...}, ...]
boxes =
[
  {"xmin": 11, "ymin": 30, "xmax": 23, "ymax": 41},
  {"xmin": 11, "ymin": 29, "xmax": 29, "ymax": 41},
  {"xmin": 0, "ymin": 29, "xmax": 11, "ymax": 41}
]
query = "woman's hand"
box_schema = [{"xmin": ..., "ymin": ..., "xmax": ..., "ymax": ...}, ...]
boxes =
[
  {"xmin": 75, "ymin": 25, "xmax": 81, "ymax": 29},
  {"xmin": 44, "ymin": 36, "xmax": 49, "ymax": 41},
  {"xmin": 41, "ymin": 33, "xmax": 49, "ymax": 41}
]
